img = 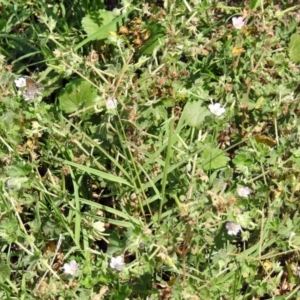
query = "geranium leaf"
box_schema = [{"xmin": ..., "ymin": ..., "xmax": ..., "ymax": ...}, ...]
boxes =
[
  {"xmin": 288, "ymin": 33, "xmax": 300, "ymax": 63},
  {"xmin": 182, "ymin": 101, "xmax": 209, "ymax": 128},
  {"xmin": 59, "ymin": 79, "xmax": 97, "ymax": 113}
]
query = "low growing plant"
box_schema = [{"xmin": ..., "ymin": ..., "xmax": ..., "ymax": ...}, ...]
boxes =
[{"xmin": 1, "ymin": 0, "xmax": 300, "ymax": 299}]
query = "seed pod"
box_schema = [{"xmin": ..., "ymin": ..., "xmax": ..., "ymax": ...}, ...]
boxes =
[
  {"xmin": 133, "ymin": 38, "xmax": 142, "ymax": 45},
  {"xmin": 119, "ymin": 26, "xmax": 129, "ymax": 35}
]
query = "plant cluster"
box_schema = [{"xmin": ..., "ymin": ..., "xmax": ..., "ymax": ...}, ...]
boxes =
[{"xmin": 1, "ymin": 0, "xmax": 300, "ymax": 299}]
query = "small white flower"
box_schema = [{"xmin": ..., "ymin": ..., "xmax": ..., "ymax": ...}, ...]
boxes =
[
  {"xmin": 110, "ymin": 256, "xmax": 125, "ymax": 271},
  {"xmin": 290, "ymin": 232, "xmax": 296, "ymax": 240},
  {"xmin": 237, "ymin": 186, "xmax": 251, "ymax": 198},
  {"xmin": 63, "ymin": 260, "xmax": 78, "ymax": 275},
  {"xmin": 106, "ymin": 97, "xmax": 117, "ymax": 110},
  {"xmin": 226, "ymin": 222, "xmax": 242, "ymax": 236},
  {"xmin": 208, "ymin": 103, "xmax": 226, "ymax": 116},
  {"xmin": 232, "ymin": 17, "xmax": 245, "ymax": 29},
  {"xmin": 14, "ymin": 77, "xmax": 26, "ymax": 88}
]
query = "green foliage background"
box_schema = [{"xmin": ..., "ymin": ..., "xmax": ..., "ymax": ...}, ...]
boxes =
[{"xmin": 1, "ymin": 0, "xmax": 300, "ymax": 299}]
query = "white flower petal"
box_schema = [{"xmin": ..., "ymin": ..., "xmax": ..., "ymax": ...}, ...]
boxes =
[
  {"xmin": 208, "ymin": 103, "xmax": 226, "ymax": 116},
  {"xmin": 237, "ymin": 187, "xmax": 251, "ymax": 198},
  {"xmin": 14, "ymin": 77, "xmax": 26, "ymax": 88},
  {"xmin": 232, "ymin": 17, "xmax": 245, "ymax": 29},
  {"xmin": 106, "ymin": 97, "xmax": 117, "ymax": 110},
  {"xmin": 63, "ymin": 260, "xmax": 78, "ymax": 275},
  {"xmin": 226, "ymin": 222, "xmax": 241, "ymax": 235},
  {"xmin": 110, "ymin": 256, "xmax": 125, "ymax": 271},
  {"xmin": 290, "ymin": 232, "xmax": 296, "ymax": 239}
]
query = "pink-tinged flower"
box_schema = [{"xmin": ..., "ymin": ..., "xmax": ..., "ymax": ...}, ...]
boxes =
[
  {"xmin": 110, "ymin": 256, "xmax": 125, "ymax": 271},
  {"xmin": 106, "ymin": 97, "xmax": 117, "ymax": 109},
  {"xmin": 63, "ymin": 260, "xmax": 78, "ymax": 275},
  {"xmin": 232, "ymin": 17, "xmax": 245, "ymax": 29},
  {"xmin": 14, "ymin": 77, "xmax": 26, "ymax": 88},
  {"xmin": 208, "ymin": 103, "xmax": 226, "ymax": 116},
  {"xmin": 237, "ymin": 186, "xmax": 251, "ymax": 198},
  {"xmin": 226, "ymin": 222, "xmax": 242, "ymax": 235}
]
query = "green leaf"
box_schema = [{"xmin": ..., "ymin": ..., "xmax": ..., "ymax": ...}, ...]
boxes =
[
  {"xmin": 79, "ymin": 198, "xmax": 140, "ymax": 226},
  {"xmin": 63, "ymin": 160, "xmax": 133, "ymax": 187},
  {"xmin": 250, "ymin": 0, "xmax": 261, "ymax": 10},
  {"xmin": 288, "ymin": 33, "xmax": 300, "ymax": 63},
  {"xmin": 59, "ymin": 79, "xmax": 97, "ymax": 113},
  {"xmin": 201, "ymin": 148, "xmax": 230, "ymax": 171},
  {"xmin": 142, "ymin": 104, "xmax": 168, "ymax": 121},
  {"xmin": 232, "ymin": 152, "xmax": 254, "ymax": 169},
  {"xmin": 7, "ymin": 164, "xmax": 32, "ymax": 177},
  {"xmin": 0, "ymin": 260, "xmax": 11, "ymax": 282},
  {"xmin": 182, "ymin": 101, "xmax": 209, "ymax": 128},
  {"xmin": 136, "ymin": 23, "xmax": 165, "ymax": 56},
  {"xmin": 6, "ymin": 177, "xmax": 28, "ymax": 190},
  {"xmin": 75, "ymin": 9, "xmax": 133, "ymax": 50},
  {"xmin": 107, "ymin": 231, "xmax": 127, "ymax": 255},
  {"xmin": 82, "ymin": 10, "xmax": 114, "ymax": 37}
]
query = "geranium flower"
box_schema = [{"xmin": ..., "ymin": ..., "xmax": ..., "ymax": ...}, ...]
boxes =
[
  {"xmin": 232, "ymin": 17, "xmax": 245, "ymax": 29},
  {"xmin": 63, "ymin": 260, "xmax": 78, "ymax": 275},
  {"xmin": 226, "ymin": 222, "xmax": 242, "ymax": 235},
  {"xmin": 208, "ymin": 103, "xmax": 226, "ymax": 116},
  {"xmin": 110, "ymin": 256, "xmax": 125, "ymax": 271},
  {"xmin": 237, "ymin": 187, "xmax": 251, "ymax": 198},
  {"xmin": 106, "ymin": 97, "xmax": 117, "ymax": 109}
]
